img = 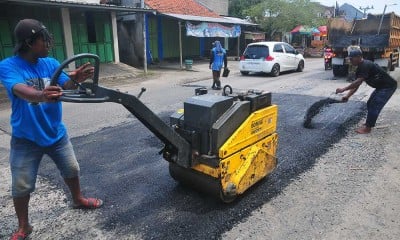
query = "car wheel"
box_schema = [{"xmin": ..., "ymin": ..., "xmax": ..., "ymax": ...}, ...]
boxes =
[
  {"xmin": 270, "ymin": 64, "xmax": 280, "ymax": 77},
  {"xmin": 297, "ymin": 60, "xmax": 304, "ymax": 72},
  {"xmin": 388, "ymin": 55, "xmax": 396, "ymax": 71},
  {"xmin": 240, "ymin": 71, "xmax": 249, "ymax": 76}
]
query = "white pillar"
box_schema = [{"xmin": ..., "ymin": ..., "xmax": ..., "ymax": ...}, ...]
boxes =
[
  {"xmin": 179, "ymin": 21, "xmax": 183, "ymax": 69},
  {"xmin": 143, "ymin": 13, "xmax": 147, "ymax": 73},
  {"xmin": 60, "ymin": 8, "xmax": 75, "ymax": 69},
  {"xmin": 111, "ymin": 11, "xmax": 120, "ymax": 63}
]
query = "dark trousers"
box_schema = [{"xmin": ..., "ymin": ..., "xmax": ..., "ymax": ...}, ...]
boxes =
[
  {"xmin": 366, "ymin": 87, "xmax": 396, "ymax": 127},
  {"xmin": 212, "ymin": 70, "xmax": 221, "ymax": 88}
]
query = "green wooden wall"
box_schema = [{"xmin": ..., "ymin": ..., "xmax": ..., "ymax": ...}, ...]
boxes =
[
  {"xmin": 70, "ymin": 10, "xmax": 114, "ymax": 65},
  {"xmin": 148, "ymin": 16, "xmax": 201, "ymax": 60},
  {"xmin": 163, "ymin": 18, "xmax": 200, "ymax": 59},
  {"xmin": 161, "ymin": 18, "xmax": 179, "ymax": 59},
  {"xmin": 147, "ymin": 17, "xmax": 159, "ymax": 60},
  {"xmin": 0, "ymin": 5, "xmax": 66, "ymax": 62},
  {"xmin": 0, "ymin": 4, "xmax": 114, "ymax": 65},
  {"xmin": 0, "ymin": 19, "xmax": 14, "ymax": 60}
]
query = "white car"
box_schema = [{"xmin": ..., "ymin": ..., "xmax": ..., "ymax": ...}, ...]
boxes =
[{"xmin": 239, "ymin": 41, "xmax": 305, "ymax": 77}]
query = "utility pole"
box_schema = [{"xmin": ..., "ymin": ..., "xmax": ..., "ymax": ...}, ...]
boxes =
[
  {"xmin": 378, "ymin": 4, "xmax": 397, "ymax": 35},
  {"xmin": 359, "ymin": 5, "xmax": 373, "ymax": 18},
  {"xmin": 141, "ymin": 0, "xmax": 147, "ymax": 74}
]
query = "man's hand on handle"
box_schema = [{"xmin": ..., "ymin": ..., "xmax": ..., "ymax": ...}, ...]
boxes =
[
  {"xmin": 42, "ymin": 86, "xmax": 62, "ymax": 102},
  {"xmin": 70, "ymin": 62, "xmax": 94, "ymax": 83}
]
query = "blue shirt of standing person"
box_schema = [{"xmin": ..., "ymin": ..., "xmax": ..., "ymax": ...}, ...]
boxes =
[
  {"xmin": 209, "ymin": 41, "xmax": 227, "ymax": 90},
  {"xmin": 0, "ymin": 56, "xmax": 69, "ymax": 146}
]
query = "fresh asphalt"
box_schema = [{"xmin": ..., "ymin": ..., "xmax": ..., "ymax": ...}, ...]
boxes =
[{"xmin": 34, "ymin": 62, "xmax": 368, "ymax": 238}]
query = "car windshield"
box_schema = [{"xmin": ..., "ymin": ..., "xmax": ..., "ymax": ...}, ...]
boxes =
[{"xmin": 243, "ymin": 45, "xmax": 269, "ymax": 59}]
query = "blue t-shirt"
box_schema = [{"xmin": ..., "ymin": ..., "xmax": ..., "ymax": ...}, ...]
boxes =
[
  {"xmin": 211, "ymin": 47, "xmax": 226, "ymax": 71},
  {"xmin": 0, "ymin": 56, "xmax": 70, "ymax": 146}
]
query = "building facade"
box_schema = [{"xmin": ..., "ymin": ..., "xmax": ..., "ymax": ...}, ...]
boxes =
[{"xmin": 0, "ymin": 0, "xmax": 148, "ymax": 67}]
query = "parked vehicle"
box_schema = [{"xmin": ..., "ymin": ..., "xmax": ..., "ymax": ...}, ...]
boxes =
[
  {"xmin": 328, "ymin": 13, "xmax": 400, "ymax": 77},
  {"xmin": 239, "ymin": 41, "xmax": 305, "ymax": 77},
  {"xmin": 324, "ymin": 47, "xmax": 333, "ymax": 70}
]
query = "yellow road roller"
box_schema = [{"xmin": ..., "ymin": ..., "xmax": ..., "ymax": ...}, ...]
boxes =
[{"xmin": 51, "ymin": 54, "xmax": 278, "ymax": 202}]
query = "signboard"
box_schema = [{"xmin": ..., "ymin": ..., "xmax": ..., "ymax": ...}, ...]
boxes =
[{"xmin": 186, "ymin": 22, "xmax": 241, "ymax": 38}]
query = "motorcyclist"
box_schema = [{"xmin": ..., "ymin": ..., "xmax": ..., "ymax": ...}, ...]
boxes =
[{"xmin": 323, "ymin": 45, "xmax": 333, "ymax": 70}]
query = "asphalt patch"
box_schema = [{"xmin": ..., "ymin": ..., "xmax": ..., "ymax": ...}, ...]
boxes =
[
  {"xmin": 38, "ymin": 93, "xmax": 366, "ymax": 239},
  {"xmin": 303, "ymin": 98, "xmax": 344, "ymax": 128}
]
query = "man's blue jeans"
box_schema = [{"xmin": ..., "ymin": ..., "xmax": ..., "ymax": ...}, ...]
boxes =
[
  {"xmin": 10, "ymin": 134, "xmax": 80, "ymax": 197},
  {"xmin": 366, "ymin": 87, "xmax": 396, "ymax": 127}
]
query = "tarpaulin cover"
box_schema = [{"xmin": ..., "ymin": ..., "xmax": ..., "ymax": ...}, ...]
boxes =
[{"xmin": 331, "ymin": 34, "xmax": 389, "ymax": 48}]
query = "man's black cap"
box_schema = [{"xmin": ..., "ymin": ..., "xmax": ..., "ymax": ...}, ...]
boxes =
[
  {"xmin": 348, "ymin": 49, "xmax": 363, "ymax": 58},
  {"xmin": 13, "ymin": 19, "xmax": 48, "ymax": 53}
]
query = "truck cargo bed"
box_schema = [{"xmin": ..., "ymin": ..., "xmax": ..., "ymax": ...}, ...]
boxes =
[{"xmin": 328, "ymin": 12, "xmax": 400, "ymax": 49}]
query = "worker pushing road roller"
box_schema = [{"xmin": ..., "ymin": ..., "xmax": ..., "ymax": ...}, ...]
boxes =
[{"xmin": 51, "ymin": 54, "xmax": 279, "ymax": 202}]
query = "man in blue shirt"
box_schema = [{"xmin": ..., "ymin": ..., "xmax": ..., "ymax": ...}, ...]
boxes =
[
  {"xmin": 209, "ymin": 41, "xmax": 228, "ymax": 90},
  {"xmin": 0, "ymin": 19, "xmax": 103, "ymax": 240}
]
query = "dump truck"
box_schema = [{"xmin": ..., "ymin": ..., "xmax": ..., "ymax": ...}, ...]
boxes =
[{"xmin": 328, "ymin": 12, "xmax": 400, "ymax": 77}]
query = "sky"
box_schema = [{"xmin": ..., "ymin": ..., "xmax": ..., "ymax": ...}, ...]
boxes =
[{"xmin": 313, "ymin": 0, "xmax": 400, "ymax": 15}]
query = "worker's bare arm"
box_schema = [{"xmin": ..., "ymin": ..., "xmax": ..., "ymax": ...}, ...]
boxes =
[
  {"xmin": 13, "ymin": 84, "xmax": 62, "ymax": 102},
  {"xmin": 336, "ymin": 77, "xmax": 364, "ymax": 94}
]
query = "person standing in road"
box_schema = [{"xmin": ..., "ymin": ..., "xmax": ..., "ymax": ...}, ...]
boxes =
[
  {"xmin": 0, "ymin": 19, "xmax": 103, "ymax": 240},
  {"xmin": 209, "ymin": 41, "xmax": 227, "ymax": 90},
  {"xmin": 336, "ymin": 49, "xmax": 397, "ymax": 134},
  {"xmin": 347, "ymin": 39, "xmax": 361, "ymax": 81}
]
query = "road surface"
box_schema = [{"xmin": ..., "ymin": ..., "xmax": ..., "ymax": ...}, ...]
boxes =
[{"xmin": 0, "ymin": 58, "xmax": 399, "ymax": 239}]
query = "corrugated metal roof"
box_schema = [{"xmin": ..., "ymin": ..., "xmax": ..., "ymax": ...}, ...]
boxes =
[
  {"xmin": 162, "ymin": 13, "xmax": 257, "ymax": 26},
  {"xmin": 3, "ymin": 0, "xmax": 152, "ymax": 12},
  {"xmin": 145, "ymin": 0, "xmax": 220, "ymax": 18},
  {"xmin": 223, "ymin": 16, "xmax": 258, "ymax": 26}
]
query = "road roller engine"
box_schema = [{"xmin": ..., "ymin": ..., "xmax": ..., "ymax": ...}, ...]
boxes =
[{"xmin": 52, "ymin": 54, "xmax": 278, "ymax": 202}]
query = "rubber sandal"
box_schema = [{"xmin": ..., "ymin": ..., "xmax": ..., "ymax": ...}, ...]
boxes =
[
  {"xmin": 10, "ymin": 229, "xmax": 32, "ymax": 240},
  {"xmin": 73, "ymin": 198, "xmax": 103, "ymax": 209}
]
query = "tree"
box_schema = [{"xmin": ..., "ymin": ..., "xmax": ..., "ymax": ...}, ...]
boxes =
[
  {"xmin": 242, "ymin": 0, "xmax": 326, "ymax": 40},
  {"xmin": 229, "ymin": 0, "xmax": 263, "ymax": 18}
]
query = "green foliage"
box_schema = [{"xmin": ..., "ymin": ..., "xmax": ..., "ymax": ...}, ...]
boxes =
[
  {"xmin": 229, "ymin": 0, "xmax": 263, "ymax": 18},
  {"xmin": 231, "ymin": 0, "xmax": 327, "ymax": 39}
]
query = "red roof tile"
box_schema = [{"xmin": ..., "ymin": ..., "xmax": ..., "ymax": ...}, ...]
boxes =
[{"xmin": 145, "ymin": 0, "xmax": 220, "ymax": 18}]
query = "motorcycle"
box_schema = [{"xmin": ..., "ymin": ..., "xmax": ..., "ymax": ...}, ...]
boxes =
[{"xmin": 323, "ymin": 48, "xmax": 333, "ymax": 70}]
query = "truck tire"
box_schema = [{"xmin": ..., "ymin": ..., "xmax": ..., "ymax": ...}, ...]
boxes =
[
  {"xmin": 390, "ymin": 63, "xmax": 395, "ymax": 71},
  {"xmin": 332, "ymin": 65, "xmax": 340, "ymax": 76},
  {"xmin": 333, "ymin": 65, "xmax": 348, "ymax": 77}
]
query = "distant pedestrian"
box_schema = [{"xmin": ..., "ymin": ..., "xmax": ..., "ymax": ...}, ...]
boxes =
[
  {"xmin": 336, "ymin": 49, "xmax": 397, "ymax": 134},
  {"xmin": 209, "ymin": 41, "xmax": 227, "ymax": 90},
  {"xmin": 0, "ymin": 19, "xmax": 103, "ymax": 240}
]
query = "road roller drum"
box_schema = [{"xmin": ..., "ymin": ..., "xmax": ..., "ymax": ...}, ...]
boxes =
[{"xmin": 168, "ymin": 88, "xmax": 278, "ymax": 202}]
